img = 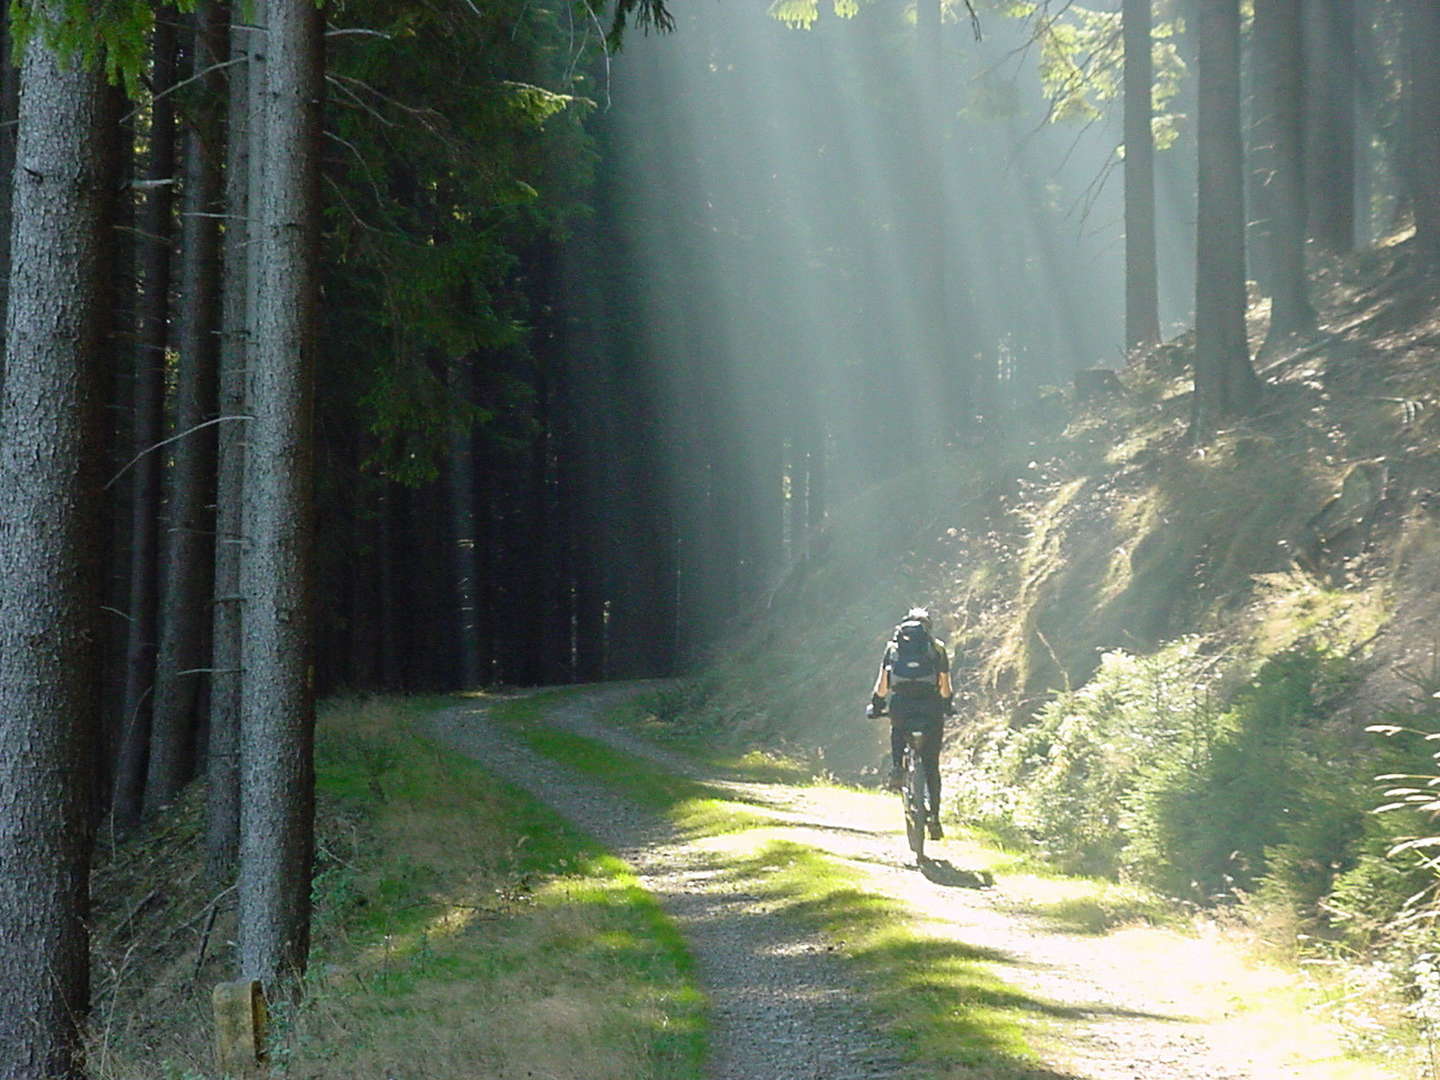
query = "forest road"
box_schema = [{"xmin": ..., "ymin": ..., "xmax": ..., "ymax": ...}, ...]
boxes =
[{"xmin": 428, "ymin": 683, "xmax": 1291, "ymax": 1080}]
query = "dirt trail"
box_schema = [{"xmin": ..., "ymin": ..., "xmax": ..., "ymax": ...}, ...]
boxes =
[{"xmin": 429, "ymin": 685, "xmax": 1340, "ymax": 1080}]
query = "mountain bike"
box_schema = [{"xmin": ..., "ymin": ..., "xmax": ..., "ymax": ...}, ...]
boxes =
[{"xmin": 899, "ymin": 725, "xmax": 931, "ymax": 863}]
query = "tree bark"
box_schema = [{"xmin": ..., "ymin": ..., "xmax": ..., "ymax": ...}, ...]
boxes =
[
  {"xmin": 447, "ymin": 359, "xmax": 483, "ymax": 688},
  {"xmin": 238, "ymin": 0, "xmax": 322, "ymax": 990},
  {"xmin": 146, "ymin": 4, "xmax": 227, "ymax": 815},
  {"xmin": 114, "ymin": 9, "xmax": 180, "ymax": 828},
  {"xmin": 1254, "ymin": 0, "xmax": 1316, "ymax": 348},
  {"xmin": 1193, "ymin": 0, "xmax": 1260, "ymax": 434},
  {"xmin": 1406, "ymin": 0, "xmax": 1440, "ymax": 264},
  {"xmin": 209, "ymin": 1, "xmax": 252, "ymax": 885},
  {"xmin": 1305, "ymin": 0, "xmax": 1356, "ymax": 251},
  {"xmin": 0, "ymin": 23, "xmax": 110, "ymax": 1079},
  {"xmin": 0, "ymin": 9, "xmax": 19, "ymax": 377},
  {"xmin": 914, "ymin": 0, "xmax": 952, "ymax": 442},
  {"xmin": 1123, "ymin": 0, "xmax": 1161, "ymax": 350}
]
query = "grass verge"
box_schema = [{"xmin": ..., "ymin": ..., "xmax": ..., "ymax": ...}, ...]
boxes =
[{"xmin": 89, "ymin": 696, "xmax": 706, "ymax": 1080}]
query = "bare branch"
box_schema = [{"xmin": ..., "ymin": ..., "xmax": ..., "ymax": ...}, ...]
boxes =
[
  {"xmin": 121, "ymin": 56, "xmax": 248, "ymax": 124},
  {"xmin": 105, "ymin": 416, "xmax": 254, "ymax": 490}
]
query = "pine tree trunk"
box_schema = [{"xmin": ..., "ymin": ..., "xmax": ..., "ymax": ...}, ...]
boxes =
[
  {"xmin": 1193, "ymin": 0, "xmax": 1260, "ymax": 434},
  {"xmin": 238, "ymin": 0, "xmax": 322, "ymax": 989},
  {"xmin": 0, "ymin": 24, "xmax": 110, "ymax": 1079},
  {"xmin": 146, "ymin": 4, "xmax": 227, "ymax": 815},
  {"xmin": 379, "ymin": 481, "xmax": 403, "ymax": 688},
  {"xmin": 114, "ymin": 11, "xmax": 180, "ymax": 828},
  {"xmin": 1123, "ymin": 0, "xmax": 1161, "ymax": 349},
  {"xmin": 1305, "ymin": 0, "xmax": 1356, "ymax": 251},
  {"xmin": 1255, "ymin": 0, "xmax": 1316, "ymax": 347},
  {"xmin": 1407, "ymin": 0, "xmax": 1440, "ymax": 264},
  {"xmin": 0, "ymin": 10, "xmax": 19, "ymax": 376},
  {"xmin": 98, "ymin": 83, "xmax": 134, "ymax": 818},
  {"xmin": 914, "ymin": 0, "xmax": 951, "ymax": 443},
  {"xmin": 447, "ymin": 360, "xmax": 483, "ymax": 688},
  {"xmin": 209, "ymin": 1, "xmax": 249, "ymax": 884}
]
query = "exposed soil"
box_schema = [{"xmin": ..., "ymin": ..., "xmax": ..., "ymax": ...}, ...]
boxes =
[{"xmin": 428, "ymin": 684, "xmax": 1363, "ymax": 1080}]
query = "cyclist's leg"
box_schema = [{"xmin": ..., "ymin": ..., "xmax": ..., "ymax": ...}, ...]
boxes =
[
  {"xmin": 889, "ymin": 720, "xmax": 907, "ymax": 769},
  {"xmin": 919, "ymin": 717, "xmax": 943, "ymax": 838},
  {"xmin": 920, "ymin": 720, "xmax": 942, "ymax": 814},
  {"xmin": 887, "ymin": 719, "xmax": 906, "ymax": 789}
]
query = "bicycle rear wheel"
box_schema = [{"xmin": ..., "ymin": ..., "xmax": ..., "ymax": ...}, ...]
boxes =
[{"xmin": 902, "ymin": 746, "xmax": 927, "ymax": 861}]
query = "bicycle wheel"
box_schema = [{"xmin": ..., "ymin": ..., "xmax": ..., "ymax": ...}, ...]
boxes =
[{"xmin": 903, "ymin": 746, "xmax": 927, "ymax": 861}]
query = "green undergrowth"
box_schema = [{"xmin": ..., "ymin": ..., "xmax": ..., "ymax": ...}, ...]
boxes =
[{"xmin": 90, "ymin": 696, "xmax": 707, "ymax": 1080}]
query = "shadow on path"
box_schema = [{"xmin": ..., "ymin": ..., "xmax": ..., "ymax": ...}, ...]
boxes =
[{"xmin": 919, "ymin": 857, "xmax": 995, "ymax": 889}]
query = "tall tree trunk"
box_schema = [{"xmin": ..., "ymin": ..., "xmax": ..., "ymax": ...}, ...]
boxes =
[
  {"xmin": 209, "ymin": 1, "xmax": 248, "ymax": 884},
  {"xmin": 239, "ymin": 0, "xmax": 322, "ymax": 990},
  {"xmin": 447, "ymin": 359, "xmax": 483, "ymax": 688},
  {"xmin": 113, "ymin": 9, "xmax": 180, "ymax": 829},
  {"xmin": 97, "ymin": 83, "xmax": 132, "ymax": 819},
  {"xmin": 914, "ymin": 0, "xmax": 951, "ymax": 443},
  {"xmin": 1406, "ymin": 0, "xmax": 1440, "ymax": 264},
  {"xmin": 378, "ymin": 481, "xmax": 402, "ymax": 688},
  {"xmin": 0, "ymin": 24, "xmax": 109, "ymax": 1079},
  {"xmin": 1193, "ymin": 0, "xmax": 1260, "ymax": 434},
  {"xmin": 1255, "ymin": 0, "xmax": 1317, "ymax": 347},
  {"xmin": 145, "ymin": 5, "xmax": 227, "ymax": 815},
  {"xmin": 1305, "ymin": 0, "xmax": 1356, "ymax": 251},
  {"xmin": 1123, "ymin": 0, "xmax": 1161, "ymax": 349},
  {"xmin": 0, "ymin": 9, "xmax": 19, "ymax": 376}
]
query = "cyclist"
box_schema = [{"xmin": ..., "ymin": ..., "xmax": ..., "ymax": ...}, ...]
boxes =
[{"xmin": 868, "ymin": 606, "xmax": 953, "ymax": 840}]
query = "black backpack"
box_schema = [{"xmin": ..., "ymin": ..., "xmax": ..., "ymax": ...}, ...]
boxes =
[{"xmin": 889, "ymin": 619, "xmax": 939, "ymax": 695}]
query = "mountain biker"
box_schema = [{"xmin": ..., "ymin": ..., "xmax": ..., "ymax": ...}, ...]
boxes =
[{"xmin": 867, "ymin": 606, "xmax": 953, "ymax": 840}]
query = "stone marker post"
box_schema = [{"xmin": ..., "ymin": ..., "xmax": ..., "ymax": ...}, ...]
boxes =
[{"xmin": 213, "ymin": 979, "xmax": 268, "ymax": 1076}]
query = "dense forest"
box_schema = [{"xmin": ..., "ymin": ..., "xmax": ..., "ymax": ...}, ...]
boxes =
[{"xmin": 3, "ymin": 0, "xmax": 1440, "ymax": 1075}]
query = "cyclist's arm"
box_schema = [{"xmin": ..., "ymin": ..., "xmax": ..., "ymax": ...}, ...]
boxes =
[
  {"xmin": 936, "ymin": 642, "xmax": 953, "ymax": 701},
  {"xmin": 871, "ymin": 648, "xmax": 891, "ymax": 699}
]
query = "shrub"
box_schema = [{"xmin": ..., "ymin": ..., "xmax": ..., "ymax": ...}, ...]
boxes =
[
  {"xmin": 1126, "ymin": 648, "xmax": 1361, "ymax": 903},
  {"xmin": 982, "ymin": 642, "xmax": 1376, "ymax": 912},
  {"xmin": 993, "ymin": 639, "xmax": 1219, "ymax": 876}
]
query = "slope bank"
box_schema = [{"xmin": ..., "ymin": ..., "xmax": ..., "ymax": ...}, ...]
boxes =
[{"xmin": 683, "ymin": 241, "xmax": 1440, "ymax": 942}]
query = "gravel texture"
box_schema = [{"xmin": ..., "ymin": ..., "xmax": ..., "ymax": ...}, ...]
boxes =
[
  {"xmin": 428, "ymin": 685, "xmax": 916, "ymax": 1080},
  {"xmin": 429, "ymin": 684, "xmax": 1282, "ymax": 1080}
]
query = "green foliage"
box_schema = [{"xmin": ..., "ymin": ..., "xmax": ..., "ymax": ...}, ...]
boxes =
[
  {"xmin": 1336, "ymin": 659, "xmax": 1440, "ymax": 948},
  {"xmin": 989, "ymin": 638, "xmax": 1220, "ymax": 876},
  {"xmin": 997, "ymin": 2, "xmax": 1187, "ymax": 148},
  {"xmin": 9, "ymin": 0, "xmax": 174, "ymax": 89},
  {"xmin": 1124, "ymin": 650, "xmax": 1359, "ymax": 901},
  {"xmin": 978, "ymin": 643, "xmax": 1381, "ymax": 914},
  {"xmin": 767, "ymin": 0, "xmax": 863, "ymax": 30},
  {"xmin": 321, "ymin": 0, "xmax": 603, "ymax": 483}
]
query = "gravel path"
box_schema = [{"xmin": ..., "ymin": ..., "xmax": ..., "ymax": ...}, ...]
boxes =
[
  {"xmin": 428, "ymin": 685, "xmax": 917, "ymax": 1080},
  {"xmin": 429, "ymin": 684, "xmax": 1303, "ymax": 1080}
]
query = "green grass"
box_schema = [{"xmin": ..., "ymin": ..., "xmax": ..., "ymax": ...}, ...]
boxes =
[
  {"xmin": 488, "ymin": 693, "xmax": 774, "ymax": 837},
  {"xmin": 605, "ymin": 691, "xmax": 822, "ymax": 784},
  {"xmin": 282, "ymin": 696, "xmax": 710, "ymax": 1080}
]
